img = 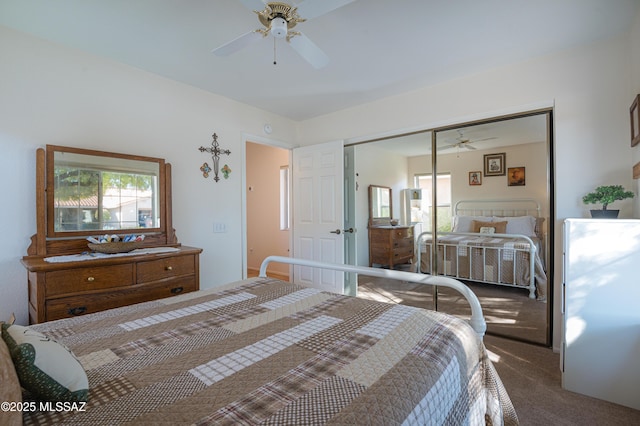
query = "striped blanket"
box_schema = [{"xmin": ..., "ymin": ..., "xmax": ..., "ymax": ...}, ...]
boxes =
[
  {"xmin": 24, "ymin": 277, "xmax": 517, "ymax": 425},
  {"xmin": 420, "ymin": 234, "xmax": 547, "ymax": 300}
]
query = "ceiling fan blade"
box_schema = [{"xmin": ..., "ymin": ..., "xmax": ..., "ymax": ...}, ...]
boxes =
[
  {"xmin": 437, "ymin": 144, "xmax": 456, "ymax": 151},
  {"xmin": 289, "ymin": 33, "xmax": 329, "ymax": 68},
  {"xmin": 472, "ymin": 137, "xmax": 498, "ymax": 142},
  {"xmin": 464, "ymin": 145, "xmax": 477, "ymax": 150},
  {"xmin": 296, "ymin": 0, "xmax": 356, "ymax": 20},
  {"xmin": 212, "ymin": 31, "xmax": 263, "ymax": 56},
  {"xmin": 239, "ymin": 0, "xmax": 267, "ymax": 11}
]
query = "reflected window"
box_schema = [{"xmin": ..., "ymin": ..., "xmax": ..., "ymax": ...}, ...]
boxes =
[
  {"xmin": 53, "ymin": 160, "xmax": 158, "ymax": 232},
  {"xmin": 414, "ymin": 173, "xmax": 452, "ymax": 232}
]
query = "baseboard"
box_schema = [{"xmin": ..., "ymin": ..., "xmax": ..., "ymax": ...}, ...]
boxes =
[{"xmin": 247, "ymin": 267, "xmax": 289, "ymax": 282}]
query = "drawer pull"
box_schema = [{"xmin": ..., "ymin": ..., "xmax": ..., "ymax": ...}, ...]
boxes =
[
  {"xmin": 165, "ymin": 266, "xmax": 173, "ymax": 271},
  {"xmin": 171, "ymin": 287, "xmax": 184, "ymax": 294},
  {"xmin": 87, "ymin": 277, "xmax": 95, "ymax": 282},
  {"xmin": 68, "ymin": 306, "xmax": 87, "ymax": 316}
]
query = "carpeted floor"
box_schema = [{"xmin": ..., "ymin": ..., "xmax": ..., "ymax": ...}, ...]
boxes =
[
  {"xmin": 356, "ymin": 277, "xmax": 640, "ymax": 424},
  {"xmin": 484, "ymin": 335, "xmax": 640, "ymax": 425}
]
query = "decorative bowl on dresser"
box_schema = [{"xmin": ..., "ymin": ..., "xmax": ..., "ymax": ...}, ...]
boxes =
[{"xmin": 22, "ymin": 145, "xmax": 202, "ymax": 324}]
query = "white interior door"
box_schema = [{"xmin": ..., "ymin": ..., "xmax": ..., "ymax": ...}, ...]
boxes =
[{"xmin": 292, "ymin": 140, "xmax": 344, "ymax": 293}]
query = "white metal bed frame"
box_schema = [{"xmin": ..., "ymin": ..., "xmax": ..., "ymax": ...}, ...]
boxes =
[
  {"xmin": 417, "ymin": 198, "xmax": 542, "ymax": 299},
  {"xmin": 259, "ymin": 255, "xmax": 487, "ymax": 337}
]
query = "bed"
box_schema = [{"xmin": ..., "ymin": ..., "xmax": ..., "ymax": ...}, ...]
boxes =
[
  {"xmin": 417, "ymin": 199, "xmax": 547, "ymax": 300},
  {"xmin": 2, "ymin": 256, "xmax": 517, "ymax": 426}
]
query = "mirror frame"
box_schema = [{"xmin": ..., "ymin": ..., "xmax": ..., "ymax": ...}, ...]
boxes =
[
  {"xmin": 46, "ymin": 145, "xmax": 166, "ymax": 239},
  {"xmin": 368, "ymin": 185, "xmax": 392, "ymax": 226},
  {"xmin": 27, "ymin": 145, "xmax": 176, "ymax": 257}
]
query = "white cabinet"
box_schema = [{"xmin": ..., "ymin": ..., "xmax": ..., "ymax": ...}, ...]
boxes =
[{"xmin": 562, "ymin": 219, "xmax": 640, "ymax": 410}]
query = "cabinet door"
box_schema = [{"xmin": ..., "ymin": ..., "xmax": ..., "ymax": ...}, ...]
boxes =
[{"xmin": 563, "ymin": 219, "xmax": 640, "ymax": 410}]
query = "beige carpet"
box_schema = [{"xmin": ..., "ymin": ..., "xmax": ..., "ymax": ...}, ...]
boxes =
[{"xmin": 484, "ymin": 335, "xmax": 640, "ymax": 425}]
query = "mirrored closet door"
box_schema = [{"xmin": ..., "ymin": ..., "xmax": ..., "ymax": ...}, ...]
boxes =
[{"xmin": 353, "ymin": 110, "xmax": 553, "ymax": 346}]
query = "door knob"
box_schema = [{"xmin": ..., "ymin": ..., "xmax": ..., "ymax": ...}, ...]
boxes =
[{"xmin": 330, "ymin": 228, "xmax": 354, "ymax": 235}]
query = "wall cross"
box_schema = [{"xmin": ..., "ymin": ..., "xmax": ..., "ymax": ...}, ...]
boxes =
[{"xmin": 199, "ymin": 133, "xmax": 231, "ymax": 182}]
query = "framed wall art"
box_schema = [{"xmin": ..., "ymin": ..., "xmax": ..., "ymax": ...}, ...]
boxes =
[
  {"xmin": 508, "ymin": 167, "xmax": 526, "ymax": 186},
  {"xmin": 631, "ymin": 94, "xmax": 640, "ymax": 147},
  {"xmin": 484, "ymin": 153, "xmax": 506, "ymax": 176},
  {"xmin": 469, "ymin": 171, "xmax": 482, "ymax": 186}
]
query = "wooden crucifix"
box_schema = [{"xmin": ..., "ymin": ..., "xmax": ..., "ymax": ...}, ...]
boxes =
[{"xmin": 199, "ymin": 133, "xmax": 231, "ymax": 182}]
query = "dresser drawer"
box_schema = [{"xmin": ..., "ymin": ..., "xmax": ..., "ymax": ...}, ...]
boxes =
[
  {"xmin": 137, "ymin": 255, "xmax": 195, "ymax": 283},
  {"xmin": 390, "ymin": 227, "xmax": 412, "ymax": 240},
  {"xmin": 46, "ymin": 264, "xmax": 134, "ymax": 296},
  {"xmin": 392, "ymin": 238, "xmax": 413, "ymax": 249},
  {"xmin": 392, "ymin": 246, "xmax": 414, "ymax": 261},
  {"xmin": 45, "ymin": 276, "xmax": 198, "ymax": 321}
]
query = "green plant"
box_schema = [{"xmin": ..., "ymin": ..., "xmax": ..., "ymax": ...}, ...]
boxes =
[{"xmin": 582, "ymin": 185, "xmax": 634, "ymax": 210}]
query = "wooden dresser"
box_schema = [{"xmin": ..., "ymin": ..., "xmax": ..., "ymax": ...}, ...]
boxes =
[
  {"xmin": 22, "ymin": 145, "xmax": 203, "ymax": 324},
  {"xmin": 368, "ymin": 225, "xmax": 414, "ymax": 269},
  {"xmin": 22, "ymin": 246, "xmax": 202, "ymax": 324}
]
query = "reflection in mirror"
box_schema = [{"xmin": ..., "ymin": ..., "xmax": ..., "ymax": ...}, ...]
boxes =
[
  {"xmin": 354, "ymin": 112, "xmax": 552, "ymax": 347},
  {"xmin": 48, "ymin": 146, "xmax": 163, "ymax": 237},
  {"xmin": 369, "ymin": 185, "xmax": 391, "ymax": 219}
]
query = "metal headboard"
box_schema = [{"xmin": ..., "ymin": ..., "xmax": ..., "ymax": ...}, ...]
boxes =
[{"xmin": 454, "ymin": 198, "xmax": 540, "ymax": 218}]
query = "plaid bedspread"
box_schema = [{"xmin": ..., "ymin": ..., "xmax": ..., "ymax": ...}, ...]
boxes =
[
  {"xmin": 24, "ymin": 277, "xmax": 518, "ymax": 425},
  {"xmin": 420, "ymin": 235, "xmax": 547, "ymax": 300}
]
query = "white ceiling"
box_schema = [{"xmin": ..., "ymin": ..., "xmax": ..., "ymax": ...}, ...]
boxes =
[{"xmin": 1, "ymin": 0, "xmax": 638, "ymax": 121}]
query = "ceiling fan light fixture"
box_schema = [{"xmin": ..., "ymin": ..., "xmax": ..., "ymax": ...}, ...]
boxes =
[{"xmin": 270, "ymin": 17, "xmax": 288, "ymax": 38}]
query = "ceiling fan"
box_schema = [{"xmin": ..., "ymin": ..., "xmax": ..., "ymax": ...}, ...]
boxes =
[
  {"xmin": 212, "ymin": 0, "xmax": 355, "ymax": 69},
  {"xmin": 438, "ymin": 130, "xmax": 497, "ymax": 151}
]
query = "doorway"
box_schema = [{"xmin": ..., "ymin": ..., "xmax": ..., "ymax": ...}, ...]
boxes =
[
  {"xmin": 351, "ymin": 110, "xmax": 554, "ymax": 346},
  {"xmin": 245, "ymin": 141, "xmax": 291, "ymax": 280}
]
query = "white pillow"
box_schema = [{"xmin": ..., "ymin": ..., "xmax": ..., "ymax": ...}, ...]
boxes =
[
  {"xmin": 494, "ymin": 216, "xmax": 537, "ymax": 237},
  {"xmin": 452, "ymin": 216, "xmax": 493, "ymax": 232},
  {"xmin": 1, "ymin": 323, "xmax": 88, "ymax": 402}
]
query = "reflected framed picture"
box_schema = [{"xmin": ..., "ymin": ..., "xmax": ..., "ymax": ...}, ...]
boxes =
[
  {"xmin": 631, "ymin": 94, "xmax": 640, "ymax": 147},
  {"xmin": 469, "ymin": 171, "xmax": 482, "ymax": 186},
  {"xmin": 484, "ymin": 152, "xmax": 506, "ymax": 176},
  {"xmin": 508, "ymin": 167, "xmax": 526, "ymax": 186}
]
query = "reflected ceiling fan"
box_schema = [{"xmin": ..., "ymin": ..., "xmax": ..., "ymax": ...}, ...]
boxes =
[
  {"xmin": 212, "ymin": 0, "xmax": 356, "ymax": 68},
  {"xmin": 438, "ymin": 130, "xmax": 497, "ymax": 151}
]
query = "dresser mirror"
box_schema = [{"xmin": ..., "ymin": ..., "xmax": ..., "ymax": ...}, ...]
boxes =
[
  {"xmin": 48, "ymin": 145, "xmax": 164, "ymax": 237},
  {"xmin": 368, "ymin": 185, "xmax": 392, "ymax": 226},
  {"xmin": 26, "ymin": 145, "xmax": 175, "ymax": 257}
]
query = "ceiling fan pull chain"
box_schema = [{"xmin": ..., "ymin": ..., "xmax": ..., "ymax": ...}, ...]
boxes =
[{"xmin": 273, "ymin": 37, "xmax": 277, "ymax": 65}]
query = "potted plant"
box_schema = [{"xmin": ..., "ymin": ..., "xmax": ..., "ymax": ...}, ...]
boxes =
[{"xmin": 582, "ymin": 185, "xmax": 634, "ymax": 218}]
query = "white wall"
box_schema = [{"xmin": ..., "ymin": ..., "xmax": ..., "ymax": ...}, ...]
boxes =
[
  {"xmin": 297, "ymin": 32, "xmax": 638, "ymax": 350},
  {"xmin": 353, "ymin": 144, "xmax": 408, "ymax": 266},
  {"xmin": 408, "ymin": 141, "xmax": 549, "ymax": 223},
  {"xmin": 0, "ymin": 26, "xmax": 297, "ymax": 325}
]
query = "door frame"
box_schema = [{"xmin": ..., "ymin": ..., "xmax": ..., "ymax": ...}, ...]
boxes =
[{"xmin": 241, "ymin": 132, "xmax": 295, "ymax": 280}]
